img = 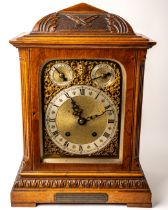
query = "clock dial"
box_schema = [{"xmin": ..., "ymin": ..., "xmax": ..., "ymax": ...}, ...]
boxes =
[
  {"xmin": 43, "ymin": 59, "xmax": 122, "ymax": 158},
  {"xmin": 49, "ymin": 63, "xmax": 73, "ymax": 86},
  {"xmin": 91, "ymin": 63, "xmax": 115, "ymax": 87},
  {"xmin": 45, "ymin": 85, "xmax": 118, "ymax": 155}
]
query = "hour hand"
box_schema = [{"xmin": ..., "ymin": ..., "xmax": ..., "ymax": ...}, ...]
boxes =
[{"xmin": 70, "ymin": 98, "xmax": 83, "ymax": 117}]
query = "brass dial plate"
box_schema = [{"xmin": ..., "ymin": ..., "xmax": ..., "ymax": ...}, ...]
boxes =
[
  {"xmin": 45, "ymin": 85, "xmax": 118, "ymax": 155},
  {"xmin": 42, "ymin": 59, "xmax": 123, "ymax": 158}
]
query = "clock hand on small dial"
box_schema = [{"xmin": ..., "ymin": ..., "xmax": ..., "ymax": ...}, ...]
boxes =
[
  {"xmin": 92, "ymin": 72, "xmax": 112, "ymax": 80},
  {"xmin": 54, "ymin": 67, "xmax": 68, "ymax": 81}
]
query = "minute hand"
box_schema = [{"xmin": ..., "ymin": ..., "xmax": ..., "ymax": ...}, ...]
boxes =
[{"xmin": 86, "ymin": 111, "xmax": 106, "ymax": 121}]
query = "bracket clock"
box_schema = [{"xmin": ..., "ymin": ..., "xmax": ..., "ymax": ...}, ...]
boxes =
[{"xmin": 10, "ymin": 3, "xmax": 156, "ymax": 207}]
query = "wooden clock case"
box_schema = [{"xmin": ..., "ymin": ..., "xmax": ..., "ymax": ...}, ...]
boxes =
[{"xmin": 10, "ymin": 3, "xmax": 156, "ymax": 207}]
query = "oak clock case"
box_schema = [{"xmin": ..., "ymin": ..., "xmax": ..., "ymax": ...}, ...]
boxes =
[{"xmin": 9, "ymin": 3, "xmax": 156, "ymax": 208}]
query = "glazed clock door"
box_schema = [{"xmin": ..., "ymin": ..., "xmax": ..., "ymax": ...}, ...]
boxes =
[{"xmin": 30, "ymin": 48, "xmax": 135, "ymax": 172}]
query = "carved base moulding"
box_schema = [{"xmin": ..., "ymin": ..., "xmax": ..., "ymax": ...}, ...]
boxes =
[{"xmin": 11, "ymin": 162, "xmax": 151, "ymax": 207}]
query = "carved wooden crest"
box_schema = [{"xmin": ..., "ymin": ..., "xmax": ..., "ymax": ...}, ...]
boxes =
[{"xmin": 32, "ymin": 3, "xmax": 134, "ymax": 35}]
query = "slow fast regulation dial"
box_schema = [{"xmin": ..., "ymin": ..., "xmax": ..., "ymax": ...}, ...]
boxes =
[
  {"xmin": 45, "ymin": 85, "xmax": 118, "ymax": 155},
  {"xmin": 91, "ymin": 63, "xmax": 115, "ymax": 87},
  {"xmin": 49, "ymin": 63, "xmax": 73, "ymax": 86}
]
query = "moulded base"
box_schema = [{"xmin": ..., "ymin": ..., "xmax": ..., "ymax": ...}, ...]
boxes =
[{"xmin": 11, "ymin": 166, "xmax": 152, "ymax": 207}]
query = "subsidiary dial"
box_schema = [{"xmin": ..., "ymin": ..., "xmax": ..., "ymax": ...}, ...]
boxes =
[
  {"xmin": 91, "ymin": 63, "xmax": 115, "ymax": 87},
  {"xmin": 49, "ymin": 63, "xmax": 73, "ymax": 86}
]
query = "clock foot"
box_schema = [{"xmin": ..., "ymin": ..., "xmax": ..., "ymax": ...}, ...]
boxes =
[
  {"xmin": 127, "ymin": 203, "xmax": 152, "ymax": 208},
  {"xmin": 11, "ymin": 202, "xmax": 37, "ymax": 207}
]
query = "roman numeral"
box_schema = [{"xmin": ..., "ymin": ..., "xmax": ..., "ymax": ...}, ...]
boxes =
[
  {"xmin": 49, "ymin": 118, "xmax": 55, "ymax": 122},
  {"xmin": 79, "ymin": 145, "xmax": 83, "ymax": 153},
  {"xmin": 80, "ymin": 88, "xmax": 85, "ymax": 95},
  {"xmin": 52, "ymin": 130, "xmax": 59, "ymax": 137},
  {"xmin": 64, "ymin": 92, "xmax": 70, "ymax": 98},
  {"xmin": 108, "ymin": 119, "xmax": 114, "ymax": 123},
  {"xmin": 95, "ymin": 91, "xmax": 101, "ymax": 99},
  {"xmin": 105, "ymin": 105, "xmax": 111, "ymax": 110},
  {"xmin": 103, "ymin": 132, "xmax": 110, "ymax": 138},
  {"xmin": 52, "ymin": 103, "xmax": 59, "ymax": 108},
  {"xmin": 64, "ymin": 141, "xmax": 69, "ymax": 147},
  {"xmin": 106, "ymin": 109, "xmax": 115, "ymax": 114},
  {"xmin": 94, "ymin": 143, "xmax": 98, "ymax": 148}
]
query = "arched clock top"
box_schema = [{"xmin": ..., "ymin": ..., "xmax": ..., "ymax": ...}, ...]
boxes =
[
  {"xmin": 9, "ymin": 3, "xmax": 156, "ymax": 48},
  {"xmin": 32, "ymin": 3, "xmax": 135, "ymax": 35}
]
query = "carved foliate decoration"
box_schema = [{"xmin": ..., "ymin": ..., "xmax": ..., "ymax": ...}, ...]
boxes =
[
  {"xmin": 65, "ymin": 14, "xmax": 99, "ymax": 27},
  {"xmin": 32, "ymin": 13, "xmax": 59, "ymax": 33},
  {"xmin": 105, "ymin": 14, "xmax": 134, "ymax": 34},
  {"xmin": 32, "ymin": 13, "xmax": 134, "ymax": 34},
  {"xmin": 32, "ymin": 4, "xmax": 134, "ymax": 34},
  {"xmin": 14, "ymin": 175, "xmax": 149, "ymax": 190}
]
